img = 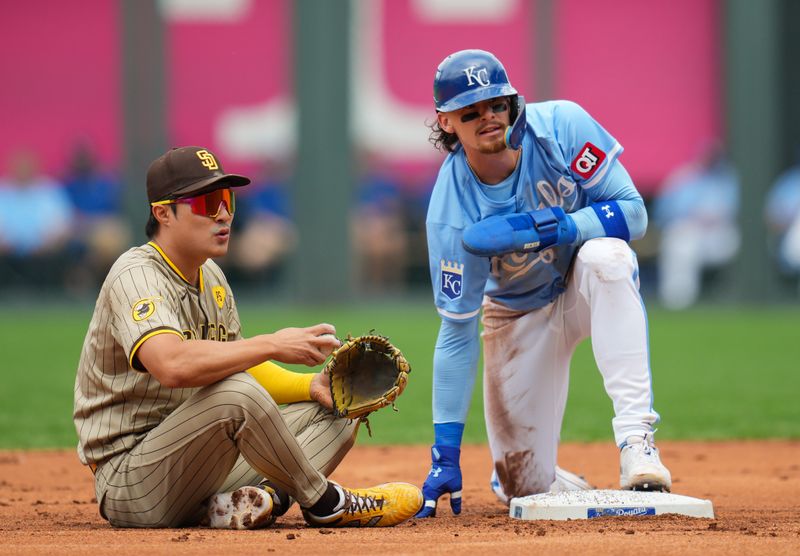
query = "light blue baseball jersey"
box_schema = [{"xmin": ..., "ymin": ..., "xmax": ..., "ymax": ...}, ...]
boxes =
[
  {"xmin": 426, "ymin": 100, "xmax": 647, "ymax": 424},
  {"xmin": 427, "ymin": 100, "xmax": 646, "ymax": 322}
]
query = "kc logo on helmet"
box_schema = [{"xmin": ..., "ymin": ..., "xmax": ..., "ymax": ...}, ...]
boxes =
[
  {"xmin": 463, "ymin": 65, "xmax": 490, "ymax": 87},
  {"xmin": 571, "ymin": 142, "xmax": 606, "ymax": 179}
]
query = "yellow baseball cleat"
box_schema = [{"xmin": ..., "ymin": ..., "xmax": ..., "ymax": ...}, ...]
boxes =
[{"xmin": 303, "ymin": 482, "xmax": 423, "ymax": 527}]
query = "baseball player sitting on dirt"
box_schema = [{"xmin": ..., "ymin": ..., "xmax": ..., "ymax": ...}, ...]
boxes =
[
  {"xmin": 415, "ymin": 50, "xmax": 671, "ymax": 518},
  {"xmin": 73, "ymin": 146, "xmax": 422, "ymax": 529}
]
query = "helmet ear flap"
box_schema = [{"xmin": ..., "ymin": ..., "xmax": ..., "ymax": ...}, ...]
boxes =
[
  {"xmin": 504, "ymin": 95, "xmax": 526, "ymax": 151},
  {"xmin": 508, "ymin": 95, "xmax": 519, "ymax": 123}
]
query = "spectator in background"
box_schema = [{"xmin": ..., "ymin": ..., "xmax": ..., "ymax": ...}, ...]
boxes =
[
  {"xmin": 782, "ymin": 214, "xmax": 800, "ymax": 274},
  {"xmin": 63, "ymin": 142, "xmax": 130, "ymax": 289},
  {"xmin": 765, "ymin": 155, "xmax": 800, "ymax": 275},
  {"xmin": 653, "ymin": 141, "xmax": 740, "ymax": 309},
  {"xmin": 0, "ymin": 150, "xmax": 75, "ymax": 289},
  {"xmin": 229, "ymin": 158, "xmax": 297, "ymax": 284},
  {"xmin": 399, "ymin": 163, "xmax": 440, "ymax": 289},
  {"xmin": 351, "ymin": 152, "xmax": 409, "ymax": 293}
]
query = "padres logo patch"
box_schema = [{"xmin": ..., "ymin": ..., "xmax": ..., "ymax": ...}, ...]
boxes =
[
  {"xmin": 196, "ymin": 149, "xmax": 219, "ymax": 170},
  {"xmin": 131, "ymin": 296, "xmax": 162, "ymax": 322},
  {"xmin": 212, "ymin": 286, "xmax": 226, "ymax": 308}
]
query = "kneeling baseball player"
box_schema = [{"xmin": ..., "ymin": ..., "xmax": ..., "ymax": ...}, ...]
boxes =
[
  {"xmin": 416, "ymin": 50, "xmax": 671, "ymax": 517},
  {"xmin": 73, "ymin": 146, "xmax": 422, "ymax": 528}
]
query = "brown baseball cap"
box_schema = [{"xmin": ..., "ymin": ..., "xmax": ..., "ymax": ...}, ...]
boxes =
[{"xmin": 146, "ymin": 146, "xmax": 250, "ymax": 203}]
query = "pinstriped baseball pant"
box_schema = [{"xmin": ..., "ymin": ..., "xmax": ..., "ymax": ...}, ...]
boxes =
[{"xmin": 95, "ymin": 373, "xmax": 358, "ymax": 527}]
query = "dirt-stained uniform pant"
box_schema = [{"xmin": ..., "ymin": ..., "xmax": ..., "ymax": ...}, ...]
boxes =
[
  {"xmin": 95, "ymin": 373, "xmax": 357, "ymax": 527},
  {"xmin": 482, "ymin": 238, "xmax": 659, "ymax": 500}
]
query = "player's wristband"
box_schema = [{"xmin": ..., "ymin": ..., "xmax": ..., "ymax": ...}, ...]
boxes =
[
  {"xmin": 434, "ymin": 422, "xmax": 465, "ymax": 447},
  {"xmin": 590, "ymin": 201, "xmax": 630, "ymax": 241},
  {"xmin": 526, "ymin": 206, "xmax": 578, "ymax": 248},
  {"xmin": 247, "ymin": 361, "xmax": 314, "ymax": 404}
]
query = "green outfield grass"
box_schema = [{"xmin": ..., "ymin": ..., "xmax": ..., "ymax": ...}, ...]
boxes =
[{"xmin": 0, "ymin": 300, "xmax": 798, "ymax": 449}]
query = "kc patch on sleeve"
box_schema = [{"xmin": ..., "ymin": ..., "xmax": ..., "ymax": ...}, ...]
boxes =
[{"xmin": 440, "ymin": 259, "xmax": 463, "ymax": 300}]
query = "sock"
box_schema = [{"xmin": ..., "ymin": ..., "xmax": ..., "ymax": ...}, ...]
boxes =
[
  {"xmin": 266, "ymin": 484, "xmax": 292, "ymax": 517},
  {"xmin": 306, "ymin": 483, "xmax": 343, "ymax": 516}
]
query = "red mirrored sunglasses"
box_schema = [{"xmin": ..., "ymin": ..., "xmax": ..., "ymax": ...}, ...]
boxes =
[{"xmin": 151, "ymin": 188, "xmax": 235, "ymax": 218}]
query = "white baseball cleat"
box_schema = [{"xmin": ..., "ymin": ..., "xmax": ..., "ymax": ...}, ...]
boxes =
[
  {"xmin": 619, "ymin": 432, "xmax": 672, "ymax": 492},
  {"xmin": 205, "ymin": 485, "xmax": 274, "ymax": 529}
]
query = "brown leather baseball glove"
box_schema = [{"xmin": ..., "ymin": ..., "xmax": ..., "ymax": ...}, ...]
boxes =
[{"xmin": 325, "ymin": 333, "xmax": 410, "ymax": 420}]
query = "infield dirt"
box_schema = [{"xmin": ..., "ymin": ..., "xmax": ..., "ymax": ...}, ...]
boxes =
[{"xmin": 1, "ymin": 440, "xmax": 798, "ymax": 555}]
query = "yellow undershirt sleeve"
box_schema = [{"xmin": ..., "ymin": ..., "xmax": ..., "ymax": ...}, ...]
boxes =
[{"xmin": 246, "ymin": 361, "xmax": 314, "ymax": 404}]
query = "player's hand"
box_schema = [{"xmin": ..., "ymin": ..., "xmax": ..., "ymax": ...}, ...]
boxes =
[
  {"xmin": 265, "ymin": 324, "xmax": 341, "ymax": 366},
  {"xmin": 309, "ymin": 369, "xmax": 333, "ymax": 409},
  {"xmin": 415, "ymin": 445, "xmax": 462, "ymax": 518}
]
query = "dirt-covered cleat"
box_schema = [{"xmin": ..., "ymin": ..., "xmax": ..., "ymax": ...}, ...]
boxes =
[
  {"xmin": 620, "ymin": 432, "xmax": 672, "ymax": 492},
  {"xmin": 302, "ymin": 482, "xmax": 423, "ymax": 527},
  {"xmin": 205, "ymin": 485, "xmax": 274, "ymax": 529},
  {"xmin": 490, "ymin": 466, "xmax": 593, "ymax": 504}
]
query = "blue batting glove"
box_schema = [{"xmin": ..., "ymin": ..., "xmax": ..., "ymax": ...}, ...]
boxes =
[
  {"xmin": 415, "ymin": 445, "xmax": 462, "ymax": 518},
  {"xmin": 462, "ymin": 206, "xmax": 577, "ymax": 257}
]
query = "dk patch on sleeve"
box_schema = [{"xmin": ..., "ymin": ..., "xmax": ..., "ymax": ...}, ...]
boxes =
[
  {"xmin": 131, "ymin": 297, "xmax": 162, "ymax": 322},
  {"xmin": 571, "ymin": 142, "xmax": 606, "ymax": 179}
]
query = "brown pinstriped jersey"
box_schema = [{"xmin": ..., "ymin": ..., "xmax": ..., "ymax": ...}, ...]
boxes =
[{"xmin": 73, "ymin": 242, "xmax": 241, "ymax": 465}]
